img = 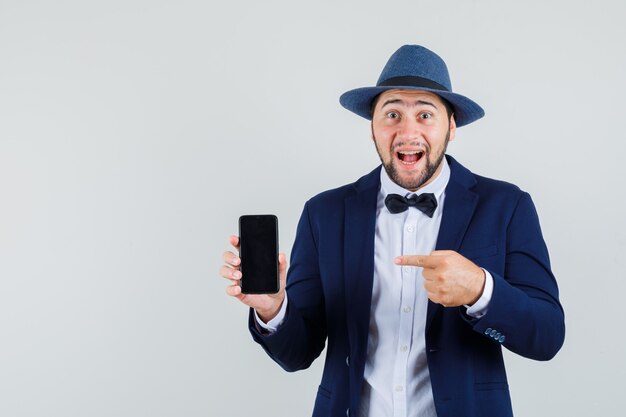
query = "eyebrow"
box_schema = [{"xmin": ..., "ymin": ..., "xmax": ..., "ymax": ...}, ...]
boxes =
[{"xmin": 381, "ymin": 99, "xmax": 438, "ymax": 110}]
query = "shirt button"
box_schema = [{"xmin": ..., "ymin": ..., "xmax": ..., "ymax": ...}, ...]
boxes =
[
  {"xmin": 403, "ymin": 306, "xmax": 411, "ymax": 313},
  {"xmin": 407, "ymin": 225, "xmax": 414, "ymax": 232},
  {"xmin": 403, "ymin": 266, "xmax": 410, "ymax": 273},
  {"xmin": 395, "ymin": 385, "xmax": 403, "ymax": 392},
  {"xmin": 400, "ymin": 345, "xmax": 408, "ymax": 352}
]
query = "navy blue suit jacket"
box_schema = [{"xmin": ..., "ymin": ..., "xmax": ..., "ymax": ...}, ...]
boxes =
[{"xmin": 249, "ymin": 155, "xmax": 565, "ymax": 417}]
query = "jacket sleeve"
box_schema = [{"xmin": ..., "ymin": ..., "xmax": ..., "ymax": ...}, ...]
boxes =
[
  {"xmin": 464, "ymin": 192, "xmax": 565, "ymax": 360},
  {"xmin": 248, "ymin": 201, "xmax": 327, "ymax": 371}
]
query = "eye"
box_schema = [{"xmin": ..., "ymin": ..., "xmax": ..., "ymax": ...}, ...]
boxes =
[
  {"xmin": 419, "ymin": 112, "xmax": 433, "ymax": 120},
  {"xmin": 386, "ymin": 111, "xmax": 399, "ymax": 119}
]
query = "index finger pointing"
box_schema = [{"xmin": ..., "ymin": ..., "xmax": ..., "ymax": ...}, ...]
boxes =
[{"xmin": 395, "ymin": 255, "xmax": 439, "ymax": 268}]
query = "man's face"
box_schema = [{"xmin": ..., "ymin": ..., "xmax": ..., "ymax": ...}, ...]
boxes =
[{"xmin": 371, "ymin": 89, "xmax": 456, "ymax": 191}]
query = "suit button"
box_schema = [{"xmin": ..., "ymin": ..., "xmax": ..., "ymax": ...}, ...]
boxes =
[
  {"xmin": 495, "ymin": 332, "xmax": 501, "ymax": 339},
  {"xmin": 346, "ymin": 409, "xmax": 350, "ymax": 416},
  {"xmin": 490, "ymin": 329, "xmax": 498, "ymax": 338},
  {"xmin": 346, "ymin": 356, "xmax": 350, "ymax": 367},
  {"xmin": 499, "ymin": 335, "xmax": 506, "ymax": 343},
  {"xmin": 485, "ymin": 328, "xmax": 492, "ymax": 335}
]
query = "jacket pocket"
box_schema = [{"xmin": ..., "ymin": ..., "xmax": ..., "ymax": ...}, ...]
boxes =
[
  {"xmin": 313, "ymin": 385, "xmax": 332, "ymax": 416},
  {"xmin": 317, "ymin": 385, "xmax": 332, "ymax": 399},
  {"xmin": 475, "ymin": 381, "xmax": 509, "ymax": 391},
  {"xmin": 475, "ymin": 382, "xmax": 513, "ymax": 417}
]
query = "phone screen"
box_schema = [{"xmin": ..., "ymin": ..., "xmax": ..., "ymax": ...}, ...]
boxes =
[{"xmin": 238, "ymin": 215, "xmax": 279, "ymax": 294}]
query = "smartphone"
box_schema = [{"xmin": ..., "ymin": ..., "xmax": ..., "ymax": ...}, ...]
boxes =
[{"xmin": 238, "ymin": 214, "xmax": 280, "ymax": 294}]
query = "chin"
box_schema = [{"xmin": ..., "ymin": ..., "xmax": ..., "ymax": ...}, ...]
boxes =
[{"xmin": 394, "ymin": 173, "xmax": 426, "ymax": 191}]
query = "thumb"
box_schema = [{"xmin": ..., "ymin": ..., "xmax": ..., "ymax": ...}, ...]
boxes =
[{"xmin": 278, "ymin": 252, "xmax": 288, "ymax": 287}]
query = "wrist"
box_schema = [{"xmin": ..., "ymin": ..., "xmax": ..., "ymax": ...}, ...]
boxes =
[
  {"xmin": 468, "ymin": 268, "xmax": 486, "ymax": 306},
  {"xmin": 256, "ymin": 296, "xmax": 284, "ymax": 323}
]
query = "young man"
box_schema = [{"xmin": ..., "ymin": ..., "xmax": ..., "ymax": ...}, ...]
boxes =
[{"xmin": 220, "ymin": 45, "xmax": 565, "ymax": 417}]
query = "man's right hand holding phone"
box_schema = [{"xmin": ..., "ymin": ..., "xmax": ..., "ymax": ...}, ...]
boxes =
[{"xmin": 220, "ymin": 235, "xmax": 287, "ymax": 323}]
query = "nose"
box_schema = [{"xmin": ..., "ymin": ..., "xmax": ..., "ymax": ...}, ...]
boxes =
[{"xmin": 397, "ymin": 117, "xmax": 422, "ymax": 142}]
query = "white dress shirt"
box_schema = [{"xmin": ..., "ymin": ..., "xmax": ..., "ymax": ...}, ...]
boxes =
[{"xmin": 256, "ymin": 159, "xmax": 493, "ymax": 416}]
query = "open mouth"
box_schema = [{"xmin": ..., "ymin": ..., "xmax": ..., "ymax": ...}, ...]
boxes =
[{"xmin": 397, "ymin": 150, "xmax": 425, "ymax": 165}]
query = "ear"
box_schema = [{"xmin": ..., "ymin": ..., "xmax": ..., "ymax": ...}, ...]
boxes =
[{"xmin": 448, "ymin": 114, "xmax": 457, "ymax": 142}]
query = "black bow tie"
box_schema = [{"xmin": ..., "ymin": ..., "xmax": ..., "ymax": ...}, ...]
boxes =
[{"xmin": 385, "ymin": 193, "xmax": 438, "ymax": 217}]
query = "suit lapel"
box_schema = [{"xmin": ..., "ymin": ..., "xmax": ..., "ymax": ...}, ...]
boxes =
[
  {"xmin": 343, "ymin": 167, "xmax": 379, "ymax": 388},
  {"xmin": 426, "ymin": 156, "xmax": 479, "ymax": 333}
]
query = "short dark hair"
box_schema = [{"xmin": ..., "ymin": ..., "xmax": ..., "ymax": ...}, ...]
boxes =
[{"xmin": 370, "ymin": 92, "xmax": 455, "ymax": 120}]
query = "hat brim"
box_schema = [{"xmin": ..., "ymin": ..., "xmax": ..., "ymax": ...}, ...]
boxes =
[{"xmin": 339, "ymin": 86, "xmax": 484, "ymax": 127}]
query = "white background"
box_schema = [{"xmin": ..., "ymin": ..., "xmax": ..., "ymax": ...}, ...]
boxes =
[{"xmin": 1, "ymin": 0, "xmax": 625, "ymax": 416}]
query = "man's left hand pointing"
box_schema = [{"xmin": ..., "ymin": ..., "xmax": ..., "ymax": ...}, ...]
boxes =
[{"xmin": 395, "ymin": 250, "xmax": 486, "ymax": 307}]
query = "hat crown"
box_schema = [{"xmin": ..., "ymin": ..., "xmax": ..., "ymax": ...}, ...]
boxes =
[
  {"xmin": 339, "ymin": 44, "xmax": 484, "ymax": 126},
  {"xmin": 376, "ymin": 45, "xmax": 452, "ymax": 92}
]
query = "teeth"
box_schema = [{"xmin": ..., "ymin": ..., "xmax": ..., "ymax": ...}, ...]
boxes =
[{"xmin": 398, "ymin": 151, "xmax": 422, "ymax": 155}]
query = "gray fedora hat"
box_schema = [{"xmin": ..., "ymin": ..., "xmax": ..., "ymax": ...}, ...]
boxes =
[{"xmin": 339, "ymin": 45, "xmax": 484, "ymax": 127}]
